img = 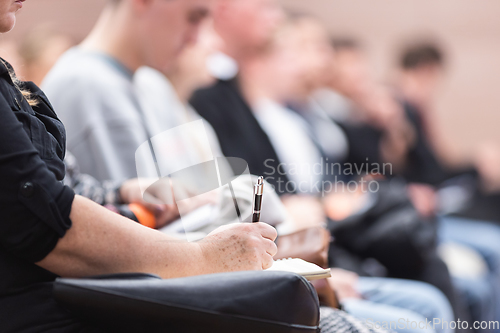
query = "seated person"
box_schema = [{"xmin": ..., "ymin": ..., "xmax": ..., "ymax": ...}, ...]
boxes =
[{"xmin": 396, "ymin": 43, "xmax": 500, "ymax": 323}]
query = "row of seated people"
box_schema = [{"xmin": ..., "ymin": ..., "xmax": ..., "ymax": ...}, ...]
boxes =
[
  {"xmin": 4, "ymin": 0, "xmax": 500, "ymax": 332},
  {"xmin": 0, "ymin": 0, "xmax": 393, "ymax": 331},
  {"xmin": 47, "ymin": 3, "xmax": 500, "ymax": 333},
  {"xmin": 188, "ymin": 15, "xmax": 500, "ymax": 332}
]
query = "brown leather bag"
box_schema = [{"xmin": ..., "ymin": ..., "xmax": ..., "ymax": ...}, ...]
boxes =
[{"xmin": 274, "ymin": 226, "xmax": 340, "ymax": 309}]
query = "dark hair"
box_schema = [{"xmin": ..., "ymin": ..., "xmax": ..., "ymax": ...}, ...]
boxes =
[{"xmin": 400, "ymin": 43, "xmax": 444, "ymax": 70}]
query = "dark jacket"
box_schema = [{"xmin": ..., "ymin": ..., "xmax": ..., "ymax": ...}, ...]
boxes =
[
  {"xmin": 190, "ymin": 79, "xmax": 291, "ymax": 194},
  {"xmin": 0, "ymin": 59, "xmax": 97, "ymax": 332}
]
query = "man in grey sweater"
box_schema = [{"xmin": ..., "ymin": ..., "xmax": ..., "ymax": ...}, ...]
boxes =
[{"xmin": 43, "ymin": 0, "xmax": 210, "ymax": 182}]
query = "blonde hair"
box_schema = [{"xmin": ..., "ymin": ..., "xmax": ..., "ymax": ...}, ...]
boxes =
[
  {"xmin": 1, "ymin": 58, "xmax": 38, "ymax": 106},
  {"xmin": 12, "ymin": 74, "xmax": 38, "ymax": 107}
]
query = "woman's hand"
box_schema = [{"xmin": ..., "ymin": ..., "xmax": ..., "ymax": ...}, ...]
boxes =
[{"xmin": 198, "ymin": 222, "xmax": 278, "ymax": 272}]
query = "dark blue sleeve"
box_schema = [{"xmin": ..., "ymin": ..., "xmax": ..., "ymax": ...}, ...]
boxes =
[{"xmin": 0, "ymin": 91, "xmax": 75, "ymax": 263}]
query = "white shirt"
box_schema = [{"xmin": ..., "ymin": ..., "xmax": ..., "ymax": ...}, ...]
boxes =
[
  {"xmin": 253, "ymin": 99, "xmax": 323, "ymax": 194},
  {"xmin": 134, "ymin": 67, "xmax": 224, "ymax": 177}
]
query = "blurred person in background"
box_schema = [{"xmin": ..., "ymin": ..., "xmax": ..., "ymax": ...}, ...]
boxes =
[
  {"xmin": 394, "ymin": 42, "xmax": 462, "ymax": 186},
  {"xmin": 191, "ymin": 0, "xmax": 288, "ymax": 192},
  {"xmin": 191, "ymin": 6, "xmax": 456, "ymax": 332},
  {"xmin": 314, "ymin": 36, "xmax": 500, "ymax": 331},
  {"xmin": 315, "ymin": 39, "xmax": 416, "ymax": 184},
  {"xmin": 395, "ymin": 42, "xmax": 500, "ymax": 327},
  {"xmin": 308, "ymin": 39, "xmax": 442, "ymax": 221},
  {"xmin": 396, "ymin": 43, "xmax": 446, "ymax": 164},
  {"xmin": 43, "ymin": 0, "xmax": 211, "ymax": 182},
  {"xmin": 316, "ymin": 39, "xmax": 446, "ymax": 219},
  {"xmin": 396, "ymin": 42, "xmax": 500, "ymax": 223}
]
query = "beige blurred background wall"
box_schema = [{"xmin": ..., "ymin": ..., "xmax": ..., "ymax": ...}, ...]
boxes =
[{"xmin": 1, "ymin": 0, "xmax": 499, "ymax": 165}]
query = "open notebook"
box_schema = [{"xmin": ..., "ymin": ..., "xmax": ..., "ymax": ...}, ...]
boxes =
[{"xmin": 266, "ymin": 258, "xmax": 331, "ymax": 281}]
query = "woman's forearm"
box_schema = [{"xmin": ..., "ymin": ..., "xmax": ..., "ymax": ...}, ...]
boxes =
[
  {"xmin": 36, "ymin": 195, "xmax": 206, "ymax": 279},
  {"xmin": 36, "ymin": 195, "xmax": 278, "ymax": 279}
]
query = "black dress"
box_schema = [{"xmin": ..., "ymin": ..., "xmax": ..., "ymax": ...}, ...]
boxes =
[{"xmin": 0, "ymin": 59, "xmax": 101, "ymax": 332}]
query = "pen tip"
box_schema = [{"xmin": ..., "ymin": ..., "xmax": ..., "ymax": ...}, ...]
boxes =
[{"xmin": 257, "ymin": 176, "xmax": 264, "ymax": 185}]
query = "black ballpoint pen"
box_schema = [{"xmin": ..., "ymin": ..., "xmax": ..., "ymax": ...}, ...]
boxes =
[{"xmin": 252, "ymin": 176, "xmax": 264, "ymax": 222}]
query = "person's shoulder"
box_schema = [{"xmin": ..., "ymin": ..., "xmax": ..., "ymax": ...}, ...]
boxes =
[
  {"xmin": 135, "ymin": 67, "xmax": 174, "ymax": 97},
  {"xmin": 43, "ymin": 48, "xmax": 130, "ymax": 97},
  {"xmin": 41, "ymin": 49, "xmax": 138, "ymax": 130},
  {"xmin": 135, "ymin": 66, "xmax": 166, "ymax": 84}
]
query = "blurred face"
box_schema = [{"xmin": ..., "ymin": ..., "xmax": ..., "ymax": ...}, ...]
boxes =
[
  {"xmin": 331, "ymin": 49, "xmax": 371, "ymax": 98},
  {"xmin": 137, "ymin": 0, "xmax": 212, "ymax": 71},
  {"xmin": 294, "ymin": 20, "xmax": 333, "ymax": 95},
  {"xmin": 257, "ymin": 20, "xmax": 332, "ymax": 102},
  {"xmin": 171, "ymin": 20, "xmax": 223, "ymax": 89},
  {"xmin": 264, "ymin": 35, "xmax": 304, "ymax": 101},
  {"xmin": 410, "ymin": 64, "xmax": 444, "ymax": 99},
  {"xmin": 0, "ymin": 0, "xmax": 24, "ymax": 33},
  {"xmin": 215, "ymin": 0, "xmax": 284, "ymax": 53}
]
